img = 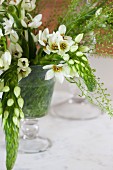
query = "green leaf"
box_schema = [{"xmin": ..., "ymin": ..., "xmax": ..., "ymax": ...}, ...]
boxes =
[{"xmin": 28, "ymin": 30, "xmax": 37, "ymax": 61}]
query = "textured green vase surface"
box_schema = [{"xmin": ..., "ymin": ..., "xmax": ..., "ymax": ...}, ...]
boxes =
[{"xmin": 19, "ymin": 65, "xmax": 55, "ymax": 118}]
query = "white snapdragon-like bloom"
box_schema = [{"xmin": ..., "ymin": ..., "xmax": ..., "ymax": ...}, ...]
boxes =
[
  {"xmin": 0, "ymin": 51, "xmax": 12, "ymax": 70},
  {"xmin": 47, "ymin": 32, "xmax": 62, "ymax": 54},
  {"xmin": 9, "ymin": 43, "xmax": 23, "ymax": 58},
  {"xmin": 0, "ymin": 28, "xmax": 3, "ymax": 39},
  {"xmin": 28, "ymin": 14, "xmax": 42, "ymax": 28},
  {"xmin": 9, "ymin": 0, "xmax": 21, "ymax": 5},
  {"xmin": 18, "ymin": 58, "xmax": 29, "ymax": 69},
  {"xmin": 43, "ymin": 64, "xmax": 71, "ymax": 83},
  {"xmin": 3, "ymin": 16, "xmax": 14, "ymax": 35},
  {"xmin": 17, "ymin": 67, "xmax": 31, "ymax": 81},
  {"xmin": 22, "ymin": 0, "xmax": 36, "ymax": 12}
]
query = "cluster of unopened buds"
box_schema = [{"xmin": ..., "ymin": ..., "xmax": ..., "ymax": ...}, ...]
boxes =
[{"xmin": 0, "ymin": 82, "xmax": 24, "ymax": 127}]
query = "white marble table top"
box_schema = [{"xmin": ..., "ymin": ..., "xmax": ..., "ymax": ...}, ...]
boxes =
[{"xmin": 0, "ymin": 57, "xmax": 113, "ymax": 170}]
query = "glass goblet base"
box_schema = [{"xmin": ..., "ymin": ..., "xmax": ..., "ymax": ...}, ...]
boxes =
[
  {"xmin": 19, "ymin": 118, "xmax": 51, "ymax": 154},
  {"xmin": 52, "ymin": 97, "xmax": 101, "ymax": 120},
  {"xmin": 19, "ymin": 136, "xmax": 51, "ymax": 154}
]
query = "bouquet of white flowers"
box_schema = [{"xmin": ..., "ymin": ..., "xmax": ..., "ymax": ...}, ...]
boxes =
[{"xmin": 0, "ymin": 0, "xmax": 113, "ymax": 169}]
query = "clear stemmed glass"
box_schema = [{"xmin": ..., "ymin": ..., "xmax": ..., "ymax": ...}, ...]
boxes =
[
  {"xmin": 51, "ymin": 79, "xmax": 101, "ymax": 120},
  {"xmin": 19, "ymin": 66, "xmax": 55, "ymax": 153}
]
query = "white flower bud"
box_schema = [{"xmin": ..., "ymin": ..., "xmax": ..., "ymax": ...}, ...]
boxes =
[
  {"xmin": 68, "ymin": 59, "xmax": 74, "ymax": 65},
  {"xmin": 70, "ymin": 45, "xmax": 78, "ymax": 52},
  {"xmin": 75, "ymin": 34, "xmax": 83, "ymax": 43},
  {"xmin": 2, "ymin": 118, "xmax": 6, "ymax": 128},
  {"xmin": 13, "ymin": 116, "xmax": 19, "ymax": 127},
  {"xmin": 4, "ymin": 110, "xmax": 9, "ymax": 119},
  {"xmin": 63, "ymin": 54, "xmax": 70, "ymax": 61},
  {"xmin": 14, "ymin": 86, "xmax": 21, "ymax": 98},
  {"xmin": 76, "ymin": 51, "xmax": 83, "ymax": 56},
  {"xmin": 3, "ymin": 86, "xmax": 10, "ymax": 92},
  {"xmin": 79, "ymin": 46, "xmax": 90, "ymax": 52},
  {"xmin": 20, "ymin": 110, "xmax": 24, "ymax": 119},
  {"xmin": 18, "ymin": 97, "xmax": 24, "ymax": 108},
  {"xmin": 82, "ymin": 57, "xmax": 88, "ymax": 61},
  {"xmin": 7, "ymin": 98, "xmax": 14, "ymax": 106},
  {"xmin": 14, "ymin": 108, "xmax": 20, "ymax": 117}
]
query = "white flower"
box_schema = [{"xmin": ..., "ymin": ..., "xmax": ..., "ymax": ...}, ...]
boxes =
[
  {"xmin": 9, "ymin": 43, "xmax": 23, "ymax": 58},
  {"xmin": 58, "ymin": 40, "xmax": 70, "ymax": 55},
  {"xmin": 43, "ymin": 64, "xmax": 71, "ymax": 83},
  {"xmin": 9, "ymin": 0, "xmax": 21, "ymax": 5},
  {"xmin": 18, "ymin": 58, "xmax": 29, "ymax": 69},
  {"xmin": 38, "ymin": 28, "xmax": 49, "ymax": 46},
  {"xmin": 17, "ymin": 67, "xmax": 31, "ymax": 81},
  {"xmin": 47, "ymin": 32, "xmax": 62, "ymax": 53},
  {"xmin": 22, "ymin": 0, "xmax": 36, "ymax": 12},
  {"xmin": 3, "ymin": 16, "xmax": 14, "ymax": 35},
  {"xmin": 28, "ymin": 14, "xmax": 42, "ymax": 28},
  {"xmin": 75, "ymin": 33, "xmax": 83, "ymax": 43},
  {"xmin": 10, "ymin": 31, "xmax": 19, "ymax": 43},
  {"xmin": 1, "ymin": 51, "xmax": 11, "ymax": 70},
  {"xmin": 0, "ymin": 0, "xmax": 5, "ymax": 5},
  {"xmin": 0, "ymin": 28, "xmax": 3, "ymax": 39}
]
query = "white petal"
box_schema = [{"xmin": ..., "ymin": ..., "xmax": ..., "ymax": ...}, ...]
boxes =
[
  {"xmin": 43, "ymin": 65, "xmax": 53, "ymax": 69},
  {"xmin": 55, "ymin": 72, "xmax": 64, "ymax": 83},
  {"xmin": 21, "ymin": 20, "xmax": 27, "ymax": 28},
  {"xmin": 58, "ymin": 25, "xmax": 66, "ymax": 35},
  {"xmin": 39, "ymin": 40, "xmax": 45, "ymax": 46},
  {"xmin": 16, "ymin": 43, "xmax": 23, "ymax": 53},
  {"xmin": 34, "ymin": 14, "xmax": 42, "ymax": 22},
  {"xmin": 0, "ymin": 58, "xmax": 3, "ymax": 67},
  {"xmin": 10, "ymin": 31, "xmax": 19, "ymax": 43},
  {"xmin": 45, "ymin": 69, "xmax": 54, "ymax": 80},
  {"xmin": 43, "ymin": 48, "xmax": 51, "ymax": 54}
]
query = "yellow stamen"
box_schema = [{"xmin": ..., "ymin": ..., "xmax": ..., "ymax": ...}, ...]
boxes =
[{"xmin": 53, "ymin": 65, "xmax": 63, "ymax": 72}]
